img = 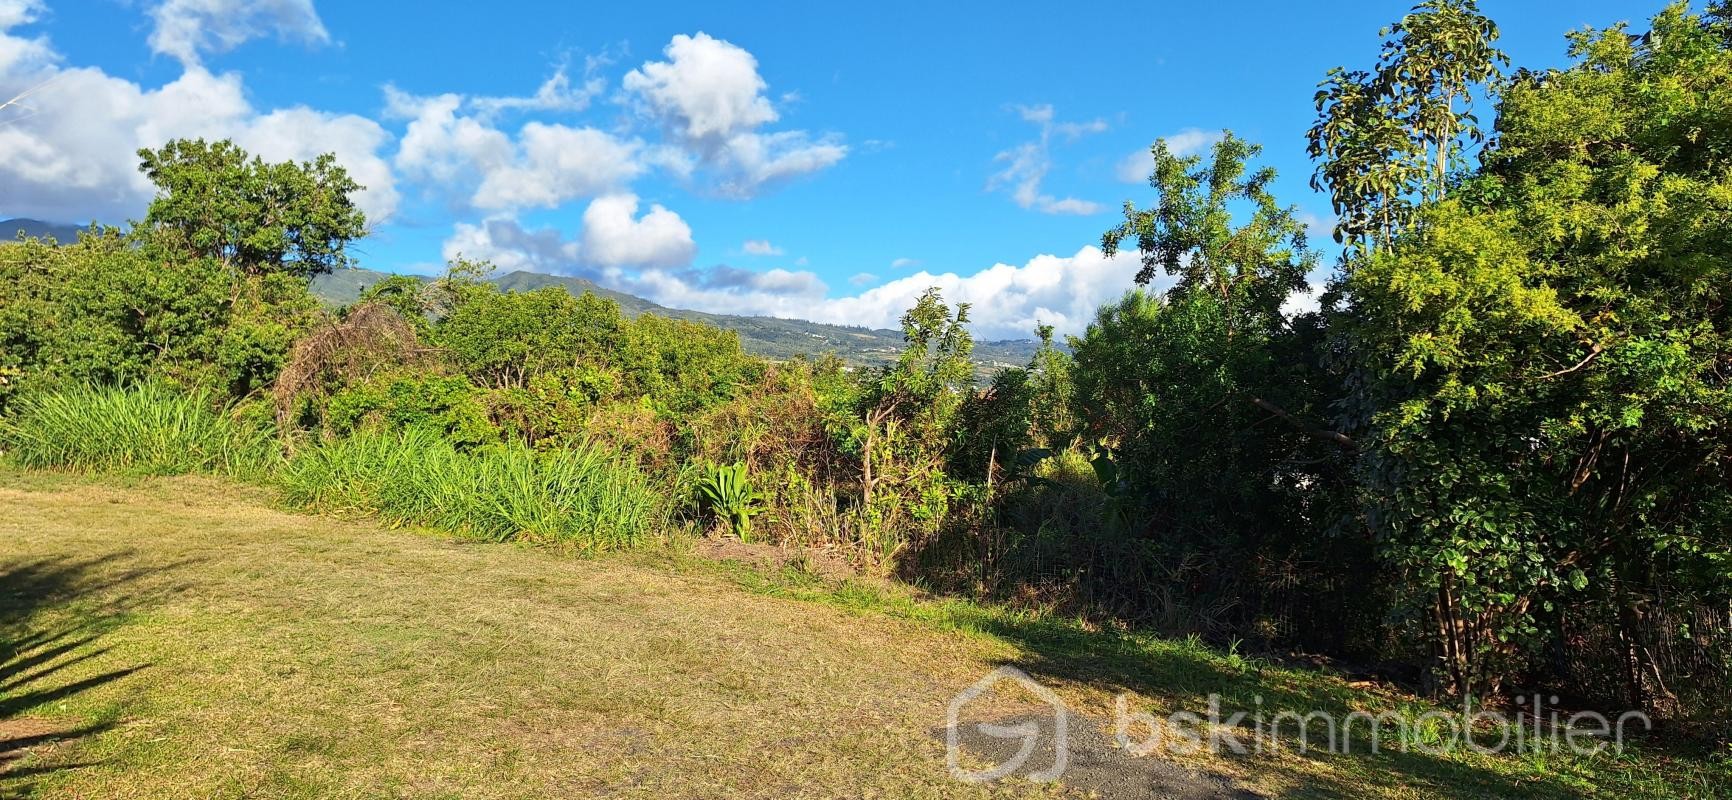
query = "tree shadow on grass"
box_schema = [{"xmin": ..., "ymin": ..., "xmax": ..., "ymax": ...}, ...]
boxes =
[
  {"xmin": 969, "ymin": 613, "xmax": 1594, "ymax": 800},
  {"xmin": 0, "ymin": 553, "xmax": 196, "ymax": 796}
]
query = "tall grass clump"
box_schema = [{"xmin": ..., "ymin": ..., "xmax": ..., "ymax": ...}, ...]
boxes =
[
  {"xmin": 0, "ymin": 383, "xmax": 276, "ymax": 476},
  {"xmin": 279, "ymin": 428, "xmax": 663, "ymax": 551}
]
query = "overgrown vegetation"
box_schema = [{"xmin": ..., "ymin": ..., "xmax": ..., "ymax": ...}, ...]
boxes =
[
  {"xmin": 2, "ymin": 5, "xmax": 1730, "ymax": 792},
  {"xmin": 278, "ymin": 428, "xmax": 660, "ymax": 551},
  {"xmin": 0, "ymin": 383, "xmax": 274, "ymax": 477}
]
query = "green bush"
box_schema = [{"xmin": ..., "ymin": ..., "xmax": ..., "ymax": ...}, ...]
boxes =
[
  {"xmin": 279, "ymin": 428, "xmax": 663, "ymax": 551},
  {"xmin": 696, "ymin": 462, "xmax": 766, "ymax": 541},
  {"xmin": 0, "ymin": 383, "xmax": 276, "ymax": 476}
]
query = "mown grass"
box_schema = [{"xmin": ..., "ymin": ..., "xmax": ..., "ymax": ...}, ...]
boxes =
[
  {"xmin": 0, "ymin": 471, "xmax": 1058, "ymax": 799},
  {"xmin": 0, "ymin": 383, "xmax": 274, "ymax": 477},
  {"xmin": 4, "ymin": 389, "xmax": 1730, "ymax": 798},
  {"xmin": 688, "ymin": 557, "xmax": 1732, "ymax": 799},
  {"xmin": 277, "ymin": 428, "xmax": 664, "ymax": 552}
]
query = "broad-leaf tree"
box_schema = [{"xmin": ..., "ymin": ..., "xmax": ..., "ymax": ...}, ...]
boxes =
[{"xmin": 137, "ymin": 138, "xmax": 367, "ymax": 279}]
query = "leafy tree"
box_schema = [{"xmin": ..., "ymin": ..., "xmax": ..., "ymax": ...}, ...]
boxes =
[
  {"xmin": 1340, "ymin": 3, "xmax": 1732, "ymax": 700},
  {"xmin": 137, "ymin": 138, "xmax": 367, "ymax": 278},
  {"xmin": 436, "ymin": 284, "xmax": 626, "ymax": 390},
  {"xmin": 1104, "ymin": 132, "xmax": 1314, "ymax": 337},
  {"xmin": 838, "ymin": 289, "xmax": 977, "ymax": 547},
  {"xmin": 1308, "ymin": 0, "xmax": 1505, "ymax": 248},
  {"xmin": 1079, "ymin": 135, "xmax": 1368, "ymax": 641},
  {"xmin": 0, "ymin": 228, "xmax": 318, "ymax": 401}
]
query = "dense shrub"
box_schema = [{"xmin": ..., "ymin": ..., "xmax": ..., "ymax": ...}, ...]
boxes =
[
  {"xmin": 278, "ymin": 428, "xmax": 662, "ymax": 551},
  {"xmin": 0, "ymin": 383, "xmax": 275, "ymax": 477}
]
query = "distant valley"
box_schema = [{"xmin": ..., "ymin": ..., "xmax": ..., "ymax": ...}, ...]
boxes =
[
  {"xmin": 311, "ymin": 267, "xmax": 1041, "ymax": 372},
  {"xmin": 2, "ymin": 217, "xmax": 1040, "ymax": 372}
]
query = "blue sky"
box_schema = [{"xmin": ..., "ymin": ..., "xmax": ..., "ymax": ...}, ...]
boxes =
[{"xmin": 0, "ymin": 0, "xmax": 1673, "ymax": 337}]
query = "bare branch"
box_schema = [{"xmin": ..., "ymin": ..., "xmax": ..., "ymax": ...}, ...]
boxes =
[{"xmin": 1251, "ymin": 397, "xmax": 1356, "ymax": 450}]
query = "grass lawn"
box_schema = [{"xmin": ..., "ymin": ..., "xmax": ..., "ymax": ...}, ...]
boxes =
[{"xmin": 0, "ymin": 468, "xmax": 1726, "ymax": 798}]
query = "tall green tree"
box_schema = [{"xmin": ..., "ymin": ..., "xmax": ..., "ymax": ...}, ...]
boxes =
[
  {"xmin": 1341, "ymin": 3, "xmax": 1732, "ymax": 701},
  {"xmin": 137, "ymin": 138, "xmax": 367, "ymax": 279},
  {"xmin": 1080, "ymin": 134, "xmax": 1368, "ymax": 644},
  {"xmin": 1308, "ymin": 0, "xmax": 1505, "ymax": 249}
]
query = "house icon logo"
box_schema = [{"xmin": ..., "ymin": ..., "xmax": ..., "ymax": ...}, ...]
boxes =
[{"xmin": 945, "ymin": 665, "xmax": 1069, "ymax": 783}]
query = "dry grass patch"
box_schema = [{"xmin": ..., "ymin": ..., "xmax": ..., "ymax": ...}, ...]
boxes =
[
  {"xmin": 0, "ymin": 472, "xmax": 1067, "ymax": 799},
  {"xmin": 1, "ymin": 470, "xmax": 1725, "ymax": 799}
]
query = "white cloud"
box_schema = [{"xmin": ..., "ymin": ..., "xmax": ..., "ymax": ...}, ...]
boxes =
[
  {"xmin": 580, "ymin": 193, "xmax": 696, "ymax": 269},
  {"xmin": 0, "ymin": 11, "xmax": 396, "ymax": 223},
  {"xmin": 148, "ymin": 0, "xmax": 329, "ymax": 67},
  {"xmin": 742, "ymin": 238, "xmax": 782, "ymax": 256},
  {"xmin": 469, "ymin": 63, "xmax": 604, "ymax": 117},
  {"xmin": 890, "ymin": 257, "xmax": 920, "ymax": 269},
  {"xmin": 812, "ymin": 246, "xmax": 1144, "ymax": 338},
  {"xmin": 1115, "ymin": 127, "xmax": 1224, "ymax": 183},
  {"xmin": 623, "ymin": 32, "xmax": 845, "ymax": 198},
  {"xmin": 443, "ymin": 217, "xmax": 580, "ymax": 274},
  {"xmin": 623, "ymin": 32, "xmax": 777, "ymax": 140},
  {"xmin": 608, "ymin": 246, "xmax": 1146, "ymax": 340},
  {"xmin": 387, "ymin": 88, "xmax": 513, "ymax": 188},
  {"xmin": 0, "ymin": 0, "xmax": 50, "ymax": 76},
  {"xmin": 387, "ymin": 84, "xmax": 641, "ymax": 212},
  {"xmin": 849, "ymin": 272, "xmax": 877, "ymax": 287},
  {"xmin": 472, "ymin": 123, "xmax": 642, "ymax": 210},
  {"xmin": 989, "ymin": 104, "xmax": 1105, "ymax": 215}
]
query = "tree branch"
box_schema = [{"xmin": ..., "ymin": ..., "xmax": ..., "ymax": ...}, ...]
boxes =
[
  {"xmin": 1537, "ymin": 343, "xmax": 1604, "ymax": 380},
  {"xmin": 1250, "ymin": 397, "xmax": 1356, "ymax": 451}
]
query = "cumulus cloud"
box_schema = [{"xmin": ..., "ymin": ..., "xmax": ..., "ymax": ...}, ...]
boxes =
[
  {"xmin": 849, "ymin": 272, "xmax": 878, "ymax": 287},
  {"xmin": 442, "ymin": 217, "xmax": 581, "ymax": 274},
  {"xmin": 387, "ymin": 84, "xmax": 641, "ymax": 212},
  {"xmin": 1115, "ymin": 127, "xmax": 1224, "ymax": 183},
  {"xmin": 989, "ymin": 104, "xmax": 1106, "ymax": 215},
  {"xmin": 473, "ymin": 123, "xmax": 642, "ymax": 210},
  {"xmin": 741, "ymin": 238, "xmax": 782, "ymax": 256},
  {"xmin": 0, "ymin": 11, "xmax": 396, "ymax": 222},
  {"xmin": 607, "ymin": 246, "xmax": 1146, "ymax": 340},
  {"xmin": 623, "ymin": 32, "xmax": 846, "ymax": 198},
  {"xmin": 890, "ymin": 257, "xmax": 920, "ymax": 269},
  {"xmin": 0, "ymin": 0, "xmax": 50, "ymax": 75},
  {"xmin": 580, "ymin": 193, "xmax": 697, "ymax": 269},
  {"xmin": 387, "ymin": 88, "xmax": 513, "ymax": 188},
  {"xmin": 148, "ymin": 0, "xmax": 329, "ymax": 67}
]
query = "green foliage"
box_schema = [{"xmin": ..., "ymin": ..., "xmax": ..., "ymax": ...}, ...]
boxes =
[
  {"xmin": 279, "ymin": 428, "xmax": 661, "ymax": 551},
  {"xmin": 0, "ymin": 383, "xmax": 275, "ymax": 477},
  {"xmin": 137, "ymin": 138, "xmax": 367, "ymax": 278},
  {"xmin": 617, "ymin": 313, "xmax": 759, "ymax": 415},
  {"xmin": 951, "ymin": 324, "xmax": 1076, "ymax": 483},
  {"xmin": 323, "ymin": 372, "xmax": 498, "ymax": 448},
  {"xmin": 436, "ymin": 284, "xmax": 625, "ymax": 390},
  {"xmin": 1334, "ymin": 2, "xmax": 1732, "ymax": 699},
  {"xmin": 355, "ymin": 274, "xmax": 436, "ymax": 333},
  {"xmin": 1104, "ymin": 132, "xmax": 1315, "ymax": 332},
  {"xmin": 697, "ymin": 462, "xmax": 767, "ymax": 541},
  {"xmin": 1308, "ymin": 0, "xmax": 1505, "ymax": 247},
  {"xmin": 0, "ymin": 143, "xmax": 331, "ymax": 405}
]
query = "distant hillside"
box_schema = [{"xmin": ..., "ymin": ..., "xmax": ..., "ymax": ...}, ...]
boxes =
[
  {"xmin": 310, "ymin": 267, "xmax": 1039, "ymax": 372},
  {"xmin": 1, "ymin": 218, "xmax": 84, "ymax": 243}
]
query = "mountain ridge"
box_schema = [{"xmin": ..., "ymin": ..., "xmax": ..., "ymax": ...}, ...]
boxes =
[
  {"xmin": 310, "ymin": 267, "xmax": 1039, "ymax": 371},
  {"xmin": 2, "ymin": 218, "xmax": 85, "ymax": 243}
]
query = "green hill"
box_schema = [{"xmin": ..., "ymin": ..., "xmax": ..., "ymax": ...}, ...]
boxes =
[
  {"xmin": 1, "ymin": 218, "xmax": 85, "ymax": 243},
  {"xmin": 310, "ymin": 267, "xmax": 1040, "ymax": 372}
]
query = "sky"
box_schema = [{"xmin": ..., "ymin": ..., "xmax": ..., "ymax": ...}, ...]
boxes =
[{"xmin": 0, "ymin": 0, "xmax": 1676, "ymax": 339}]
